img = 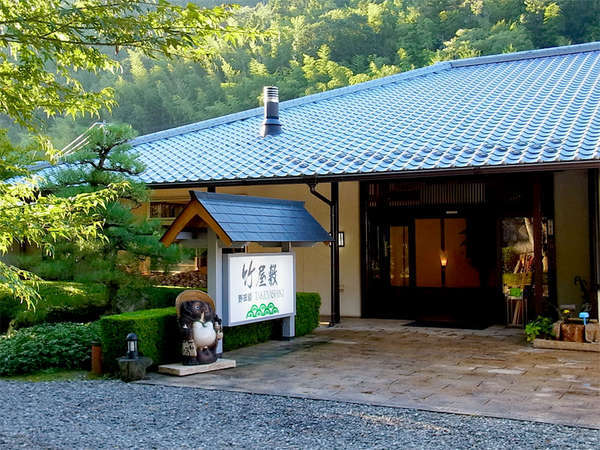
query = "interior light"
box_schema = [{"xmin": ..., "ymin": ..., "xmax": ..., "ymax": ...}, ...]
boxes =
[{"xmin": 440, "ymin": 251, "xmax": 448, "ymax": 267}]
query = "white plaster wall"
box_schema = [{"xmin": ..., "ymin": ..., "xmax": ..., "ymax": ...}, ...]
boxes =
[{"xmin": 149, "ymin": 181, "xmax": 362, "ymax": 317}]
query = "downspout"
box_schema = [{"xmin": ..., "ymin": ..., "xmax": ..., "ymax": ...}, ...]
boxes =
[{"xmin": 308, "ymin": 182, "xmax": 340, "ymax": 326}]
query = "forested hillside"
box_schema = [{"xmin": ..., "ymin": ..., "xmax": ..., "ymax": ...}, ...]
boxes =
[{"xmin": 6, "ymin": 0, "xmax": 600, "ymax": 148}]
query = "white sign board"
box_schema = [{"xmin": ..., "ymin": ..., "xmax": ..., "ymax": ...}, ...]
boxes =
[{"xmin": 222, "ymin": 253, "xmax": 295, "ymax": 326}]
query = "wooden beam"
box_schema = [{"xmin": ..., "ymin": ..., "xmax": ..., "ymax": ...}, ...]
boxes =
[
  {"xmin": 160, "ymin": 201, "xmax": 202, "ymax": 246},
  {"xmin": 195, "ymin": 202, "xmax": 232, "ymax": 247},
  {"xmin": 160, "ymin": 200, "xmax": 232, "ymax": 247},
  {"xmin": 533, "ymin": 176, "xmax": 544, "ymax": 316},
  {"xmin": 589, "ymin": 168, "xmax": 600, "ymax": 319}
]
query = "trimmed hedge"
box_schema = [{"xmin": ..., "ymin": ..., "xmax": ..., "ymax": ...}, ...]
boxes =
[
  {"xmin": 295, "ymin": 292, "xmax": 321, "ymax": 337},
  {"xmin": 0, "ymin": 282, "xmax": 188, "ymax": 333},
  {"xmin": 98, "ymin": 307, "xmax": 179, "ymax": 373},
  {"xmin": 0, "ymin": 322, "xmax": 100, "ymax": 376},
  {"xmin": 0, "ymin": 282, "xmax": 108, "ymax": 332},
  {"xmin": 142, "ymin": 286, "xmax": 187, "ymax": 309},
  {"xmin": 223, "ymin": 293, "xmax": 321, "ymax": 351},
  {"xmin": 99, "ymin": 292, "xmax": 321, "ymax": 372},
  {"xmin": 223, "ymin": 320, "xmax": 277, "ymax": 352}
]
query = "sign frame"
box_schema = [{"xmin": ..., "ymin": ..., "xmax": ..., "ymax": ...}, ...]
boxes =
[{"xmin": 222, "ymin": 252, "xmax": 296, "ymax": 327}]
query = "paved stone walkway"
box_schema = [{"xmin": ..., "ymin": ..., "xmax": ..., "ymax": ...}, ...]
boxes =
[{"xmin": 140, "ymin": 319, "xmax": 600, "ymax": 429}]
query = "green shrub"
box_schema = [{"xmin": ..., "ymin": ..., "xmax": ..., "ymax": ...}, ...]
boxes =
[
  {"xmin": 0, "ymin": 282, "xmax": 109, "ymax": 332},
  {"xmin": 0, "ymin": 283, "xmax": 187, "ymax": 333},
  {"xmin": 142, "ymin": 285, "xmax": 187, "ymax": 309},
  {"xmin": 98, "ymin": 307, "xmax": 179, "ymax": 373},
  {"xmin": 223, "ymin": 293, "xmax": 321, "ymax": 350},
  {"xmin": 0, "ymin": 322, "xmax": 100, "ymax": 376},
  {"xmin": 295, "ymin": 292, "xmax": 321, "ymax": 337},
  {"xmin": 525, "ymin": 316, "xmax": 555, "ymax": 343},
  {"xmin": 98, "ymin": 292, "xmax": 322, "ymax": 373},
  {"xmin": 0, "ymin": 296, "xmax": 21, "ymax": 333},
  {"xmin": 223, "ymin": 321, "xmax": 275, "ymax": 352}
]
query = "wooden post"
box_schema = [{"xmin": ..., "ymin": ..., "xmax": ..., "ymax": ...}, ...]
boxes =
[
  {"xmin": 307, "ymin": 182, "xmax": 340, "ymax": 326},
  {"xmin": 91, "ymin": 341, "xmax": 102, "ymax": 375},
  {"xmin": 331, "ymin": 182, "xmax": 340, "ymax": 324},
  {"xmin": 533, "ymin": 176, "xmax": 544, "ymax": 316},
  {"xmin": 589, "ymin": 168, "xmax": 600, "ymax": 319},
  {"xmin": 281, "ymin": 242, "xmax": 295, "ymax": 339},
  {"xmin": 207, "ymin": 229, "xmax": 223, "ymax": 355}
]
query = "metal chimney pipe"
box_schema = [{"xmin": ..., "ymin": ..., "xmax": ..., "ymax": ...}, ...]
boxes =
[{"xmin": 260, "ymin": 86, "xmax": 282, "ymax": 137}]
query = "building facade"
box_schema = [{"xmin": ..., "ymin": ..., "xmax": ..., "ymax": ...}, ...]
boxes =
[{"xmin": 132, "ymin": 43, "xmax": 600, "ymax": 326}]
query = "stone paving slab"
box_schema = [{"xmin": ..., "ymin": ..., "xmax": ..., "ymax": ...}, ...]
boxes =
[{"xmin": 139, "ymin": 319, "xmax": 600, "ymax": 429}]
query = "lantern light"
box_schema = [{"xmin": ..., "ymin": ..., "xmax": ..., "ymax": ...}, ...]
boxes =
[
  {"xmin": 338, "ymin": 231, "xmax": 345, "ymax": 248},
  {"xmin": 440, "ymin": 251, "xmax": 448, "ymax": 267},
  {"xmin": 440, "ymin": 251, "xmax": 448, "ymax": 287},
  {"xmin": 126, "ymin": 333, "xmax": 138, "ymax": 360}
]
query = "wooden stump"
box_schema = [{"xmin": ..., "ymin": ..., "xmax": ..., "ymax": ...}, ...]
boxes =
[{"xmin": 560, "ymin": 323, "xmax": 585, "ymax": 342}]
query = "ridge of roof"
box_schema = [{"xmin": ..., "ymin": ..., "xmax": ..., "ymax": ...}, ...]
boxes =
[
  {"xmin": 450, "ymin": 41, "xmax": 600, "ymax": 68},
  {"xmin": 131, "ymin": 62, "xmax": 451, "ymax": 146},
  {"xmin": 191, "ymin": 190, "xmax": 304, "ymax": 207},
  {"xmin": 131, "ymin": 41, "xmax": 600, "ymax": 147}
]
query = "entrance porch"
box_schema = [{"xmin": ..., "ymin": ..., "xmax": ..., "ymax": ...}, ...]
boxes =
[
  {"xmin": 361, "ymin": 170, "xmax": 598, "ymax": 327},
  {"xmin": 140, "ymin": 319, "xmax": 600, "ymax": 429}
]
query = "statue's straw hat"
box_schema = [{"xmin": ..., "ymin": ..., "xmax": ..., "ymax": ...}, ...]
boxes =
[{"xmin": 175, "ymin": 290, "xmax": 216, "ymax": 318}]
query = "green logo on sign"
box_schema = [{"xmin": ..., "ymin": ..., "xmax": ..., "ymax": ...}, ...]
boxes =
[{"xmin": 246, "ymin": 302, "xmax": 280, "ymax": 318}]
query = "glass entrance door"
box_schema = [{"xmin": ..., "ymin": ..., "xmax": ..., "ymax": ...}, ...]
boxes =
[
  {"xmin": 389, "ymin": 225, "xmax": 410, "ymax": 287},
  {"xmin": 365, "ymin": 216, "xmax": 495, "ymax": 322}
]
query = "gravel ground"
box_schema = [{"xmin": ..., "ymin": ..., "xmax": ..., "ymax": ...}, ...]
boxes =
[{"xmin": 0, "ymin": 380, "xmax": 597, "ymax": 449}]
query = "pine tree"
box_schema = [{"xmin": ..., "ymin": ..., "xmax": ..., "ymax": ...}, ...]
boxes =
[{"xmin": 41, "ymin": 123, "xmax": 183, "ymax": 311}]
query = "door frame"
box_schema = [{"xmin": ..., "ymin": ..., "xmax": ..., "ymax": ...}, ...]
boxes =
[{"xmin": 359, "ymin": 175, "xmax": 556, "ymax": 322}]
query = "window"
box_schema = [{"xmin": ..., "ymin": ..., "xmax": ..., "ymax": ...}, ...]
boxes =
[{"xmin": 149, "ymin": 202, "xmax": 186, "ymax": 219}]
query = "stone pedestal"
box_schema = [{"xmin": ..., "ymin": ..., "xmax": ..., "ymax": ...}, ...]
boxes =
[
  {"xmin": 158, "ymin": 358, "xmax": 236, "ymax": 376},
  {"xmin": 117, "ymin": 356, "xmax": 153, "ymax": 382}
]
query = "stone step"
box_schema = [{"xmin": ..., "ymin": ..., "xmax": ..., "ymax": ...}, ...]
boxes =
[{"xmin": 158, "ymin": 359, "xmax": 236, "ymax": 376}]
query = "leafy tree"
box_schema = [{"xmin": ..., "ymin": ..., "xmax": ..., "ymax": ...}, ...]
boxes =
[
  {"xmin": 40, "ymin": 123, "xmax": 184, "ymax": 311},
  {"xmin": 433, "ymin": 20, "xmax": 534, "ymax": 62},
  {"xmin": 0, "ymin": 132, "xmax": 123, "ymax": 307},
  {"xmin": 0, "ymin": 0, "xmax": 255, "ymax": 305},
  {"xmin": 0, "ymin": 0, "xmax": 249, "ymax": 133},
  {"xmin": 5, "ymin": 0, "xmax": 600, "ymax": 153}
]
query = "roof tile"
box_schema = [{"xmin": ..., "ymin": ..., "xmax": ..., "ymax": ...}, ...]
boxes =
[{"xmin": 133, "ymin": 43, "xmax": 600, "ymax": 184}]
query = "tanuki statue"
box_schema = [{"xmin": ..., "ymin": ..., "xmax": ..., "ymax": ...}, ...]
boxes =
[{"xmin": 176, "ymin": 290, "xmax": 223, "ymax": 365}]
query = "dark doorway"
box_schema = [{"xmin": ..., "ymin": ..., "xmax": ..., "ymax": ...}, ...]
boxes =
[{"xmin": 360, "ymin": 175, "xmax": 555, "ymax": 327}]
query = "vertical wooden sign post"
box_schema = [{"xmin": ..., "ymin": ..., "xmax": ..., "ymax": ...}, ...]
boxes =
[
  {"xmin": 207, "ymin": 229, "xmax": 223, "ymax": 355},
  {"xmin": 281, "ymin": 242, "xmax": 295, "ymax": 339}
]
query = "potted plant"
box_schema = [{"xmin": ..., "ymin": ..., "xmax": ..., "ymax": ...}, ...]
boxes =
[{"xmin": 525, "ymin": 316, "xmax": 554, "ymax": 343}]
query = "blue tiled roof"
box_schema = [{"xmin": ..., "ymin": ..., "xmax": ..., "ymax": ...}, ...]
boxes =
[
  {"xmin": 192, "ymin": 192, "xmax": 332, "ymax": 244},
  {"xmin": 133, "ymin": 42, "xmax": 600, "ymax": 185}
]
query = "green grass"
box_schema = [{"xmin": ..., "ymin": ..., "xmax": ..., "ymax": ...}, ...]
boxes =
[{"xmin": 0, "ymin": 368, "xmax": 103, "ymax": 382}]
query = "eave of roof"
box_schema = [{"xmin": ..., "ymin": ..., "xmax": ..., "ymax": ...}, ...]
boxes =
[{"xmin": 146, "ymin": 160, "xmax": 600, "ymax": 189}]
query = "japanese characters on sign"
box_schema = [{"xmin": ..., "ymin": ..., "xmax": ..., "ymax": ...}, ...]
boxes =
[{"xmin": 224, "ymin": 253, "xmax": 295, "ymax": 326}]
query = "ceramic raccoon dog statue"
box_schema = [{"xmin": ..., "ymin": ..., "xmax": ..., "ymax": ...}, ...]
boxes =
[{"xmin": 176, "ymin": 290, "xmax": 223, "ymax": 365}]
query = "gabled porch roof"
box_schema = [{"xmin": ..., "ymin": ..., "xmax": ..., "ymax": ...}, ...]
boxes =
[{"xmin": 160, "ymin": 191, "xmax": 332, "ymax": 247}]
